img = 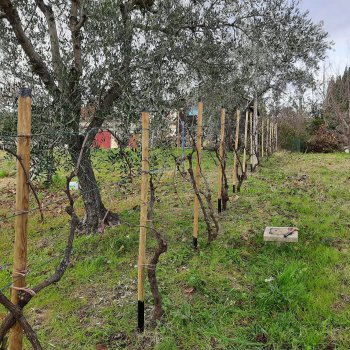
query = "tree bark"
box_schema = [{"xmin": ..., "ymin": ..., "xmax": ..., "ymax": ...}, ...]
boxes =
[
  {"xmin": 147, "ymin": 177, "xmax": 167, "ymax": 323},
  {"xmin": 69, "ymin": 137, "xmax": 119, "ymax": 233}
]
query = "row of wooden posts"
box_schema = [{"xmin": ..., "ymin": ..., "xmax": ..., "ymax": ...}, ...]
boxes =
[
  {"xmin": 137, "ymin": 100, "xmax": 278, "ymax": 332},
  {"xmin": 5, "ymin": 90, "xmax": 278, "ymax": 344}
]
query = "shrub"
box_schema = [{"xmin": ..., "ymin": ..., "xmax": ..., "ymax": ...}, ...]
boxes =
[{"xmin": 307, "ymin": 125, "xmax": 341, "ymax": 153}]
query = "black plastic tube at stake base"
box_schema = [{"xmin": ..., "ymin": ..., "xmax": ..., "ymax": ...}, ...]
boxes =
[{"xmin": 138, "ymin": 300, "xmax": 144, "ymax": 332}]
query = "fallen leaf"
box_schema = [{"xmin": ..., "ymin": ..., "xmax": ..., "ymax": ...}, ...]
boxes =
[
  {"xmin": 185, "ymin": 288, "xmax": 194, "ymax": 294},
  {"xmin": 96, "ymin": 344, "xmax": 107, "ymax": 350}
]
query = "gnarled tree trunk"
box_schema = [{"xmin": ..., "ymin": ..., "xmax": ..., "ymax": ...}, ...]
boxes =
[{"xmin": 70, "ymin": 136, "xmax": 119, "ymax": 233}]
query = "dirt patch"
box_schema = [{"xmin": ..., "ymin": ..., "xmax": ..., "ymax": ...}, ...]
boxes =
[{"xmin": 0, "ymin": 177, "xmax": 16, "ymax": 191}]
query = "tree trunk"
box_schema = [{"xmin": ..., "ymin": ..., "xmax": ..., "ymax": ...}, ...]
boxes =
[{"xmin": 69, "ymin": 137, "xmax": 119, "ymax": 233}]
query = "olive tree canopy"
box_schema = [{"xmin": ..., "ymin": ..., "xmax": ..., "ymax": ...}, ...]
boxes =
[{"xmin": 0, "ymin": 0, "xmax": 330, "ymax": 231}]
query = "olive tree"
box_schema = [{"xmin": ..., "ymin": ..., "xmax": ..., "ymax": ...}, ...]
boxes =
[{"xmin": 0, "ymin": 0, "xmax": 329, "ymax": 231}]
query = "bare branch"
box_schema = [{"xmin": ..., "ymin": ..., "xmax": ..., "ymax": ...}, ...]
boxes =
[
  {"xmin": 186, "ymin": 152, "xmax": 214, "ymax": 243},
  {"xmin": 147, "ymin": 176, "xmax": 167, "ymax": 322},
  {"xmin": 75, "ymin": 14, "xmax": 87, "ymax": 31},
  {"xmin": 0, "ymin": 293, "xmax": 43, "ymax": 350},
  {"xmin": 1, "ymin": 145, "xmax": 44, "ymax": 221}
]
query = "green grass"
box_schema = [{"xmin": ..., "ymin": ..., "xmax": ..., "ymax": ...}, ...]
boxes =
[
  {"xmin": 0, "ymin": 152, "xmax": 15, "ymax": 178},
  {"xmin": 0, "ymin": 151, "xmax": 350, "ymax": 349}
]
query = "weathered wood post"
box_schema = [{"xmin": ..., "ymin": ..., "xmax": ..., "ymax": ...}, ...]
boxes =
[
  {"xmin": 137, "ymin": 110, "xmax": 149, "ymax": 332},
  {"xmin": 266, "ymin": 118, "xmax": 269, "ymax": 157},
  {"xmin": 261, "ymin": 119, "xmax": 264, "ymax": 158},
  {"xmin": 176, "ymin": 111, "xmax": 181, "ymax": 155},
  {"xmin": 275, "ymin": 122, "xmax": 278, "ymax": 151},
  {"xmin": 193, "ymin": 99, "xmax": 203, "ymax": 248},
  {"xmin": 270, "ymin": 119, "xmax": 273, "ymax": 154},
  {"xmin": 242, "ymin": 110, "xmax": 249, "ymax": 178},
  {"xmin": 267, "ymin": 118, "xmax": 271, "ymax": 156},
  {"xmin": 9, "ymin": 87, "xmax": 32, "ymax": 350},
  {"xmin": 253, "ymin": 95, "xmax": 259, "ymax": 168},
  {"xmin": 217, "ymin": 107, "xmax": 225, "ymax": 212},
  {"xmin": 249, "ymin": 112, "xmax": 253, "ymax": 172},
  {"xmin": 233, "ymin": 109, "xmax": 240, "ymax": 192},
  {"xmin": 181, "ymin": 120, "xmax": 185, "ymax": 161}
]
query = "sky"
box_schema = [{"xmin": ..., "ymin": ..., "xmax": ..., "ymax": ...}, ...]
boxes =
[{"xmin": 299, "ymin": 0, "xmax": 350, "ymax": 78}]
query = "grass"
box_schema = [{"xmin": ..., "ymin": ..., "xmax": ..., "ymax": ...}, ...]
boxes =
[{"xmin": 0, "ymin": 150, "xmax": 350, "ymax": 349}]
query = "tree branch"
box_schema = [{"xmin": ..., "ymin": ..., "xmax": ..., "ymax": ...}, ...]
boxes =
[
  {"xmin": 69, "ymin": 0, "xmax": 86, "ymax": 74},
  {"xmin": 34, "ymin": 0, "xmax": 65, "ymax": 89},
  {"xmin": 87, "ymin": 82, "xmax": 123, "ymax": 132},
  {"xmin": 1, "ymin": 145, "xmax": 44, "ymax": 222},
  {"xmin": 0, "ymin": 293, "xmax": 43, "ymax": 350},
  {"xmin": 0, "ymin": 0, "xmax": 60, "ymax": 96}
]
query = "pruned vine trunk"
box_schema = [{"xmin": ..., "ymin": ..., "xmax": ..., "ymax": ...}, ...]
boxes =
[
  {"xmin": 186, "ymin": 153, "xmax": 219, "ymax": 243},
  {"xmin": 147, "ymin": 177, "xmax": 167, "ymax": 322}
]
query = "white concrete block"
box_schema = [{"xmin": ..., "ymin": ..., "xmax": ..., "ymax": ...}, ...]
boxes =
[{"xmin": 264, "ymin": 227, "xmax": 298, "ymax": 243}]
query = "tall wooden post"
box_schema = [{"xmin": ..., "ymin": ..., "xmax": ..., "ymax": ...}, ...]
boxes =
[
  {"xmin": 181, "ymin": 120, "xmax": 185, "ymax": 161},
  {"xmin": 10, "ymin": 88, "xmax": 32, "ymax": 350},
  {"xmin": 137, "ymin": 110, "xmax": 149, "ymax": 332},
  {"xmin": 249, "ymin": 112, "xmax": 253, "ymax": 172},
  {"xmin": 261, "ymin": 119, "xmax": 264, "ymax": 158},
  {"xmin": 266, "ymin": 118, "xmax": 269, "ymax": 156},
  {"xmin": 242, "ymin": 110, "xmax": 249, "ymax": 177},
  {"xmin": 193, "ymin": 99, "xmax": 203, "ymax": 248},
  {"xmin": 176, "ymin": 111, "xmax": 181, "ymax": 155},
  {"xmin": 217, "ymin": 107, "xmax": 225, "ymax": 212},
  {"xmin": 270, "ymin": 120, "xmax": 273, "ymax": 154},
  {"xmin": 253, "ymin": 95, "xmax": 259, "ymax": 168},
  {"xmin": 266, "ymin": 118, "xmax": 270, "ymax": 156},
  {"xmin": 275, "ymin": 122, "xmax": 278, "ymax": 151},
  {"xmin": 232, "ymin": 109, "xmax": 240, "ymax": 193}
]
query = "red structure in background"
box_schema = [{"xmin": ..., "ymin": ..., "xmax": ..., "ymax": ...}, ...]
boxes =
[{"xmin": 94, "ymin": 130, "xmax": 111, "ymax": 149}]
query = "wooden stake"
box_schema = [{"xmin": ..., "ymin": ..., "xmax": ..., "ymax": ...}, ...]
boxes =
[
  {"xmin": 249, "ymin": 112, "xmax": 253, "ymax": 172},
  {"xmin": 266, "ymin": 118, "xmax": 269, "ymax": 156},
  {"xmin": 261, "ymin": 119, "xmax": 264, "ymax": 158},
  {"xmin": 242, "ymin": 110, "xmax": 249, "ymax": 177},
  {"xmin": 176, "ymin": 111, "xmax": 181, "ymax": 155},
  {"xmin": 137, "ymin": 111, "xmax": 149, "ymax": 332},
  {"xmin": 9, "ymin": 88, "xmax": 32, "ymax": 350},
  {"xmin": 253, "ymin": 95, "xmax": 259, "ymax": 167},
  {"xmin": 275, "ymin": 122, "xmax": 278, "ymax": 151},
  {"xmin": 232, "ymin": 109, "xmax": 240, "ymax": 193},
  {"xmin": 270, "ymin": 120, "xmax": 273, "ymax": 154},
  {"xmin": 193, "ymin": 100, "xmax": 203, "ymax": 248},
  {"xmin": 217, "ymin": 107, "xmax": 225, "ymax": 212},
  {"xmin": 267, "ymin": 118, "xmax": 270, "ymax": 156}
]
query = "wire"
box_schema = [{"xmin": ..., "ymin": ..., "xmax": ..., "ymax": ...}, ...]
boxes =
[
  {"xmin": 0, "ymin": 185, "xmax": 101, "ymax": 224},
  {"xmin": 0, "ymin": 221, "xmax": 70, "ymax": 292},
  {"xmin": 0, "ymin": 127, "xmax": 110, "ymax": 139}
]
